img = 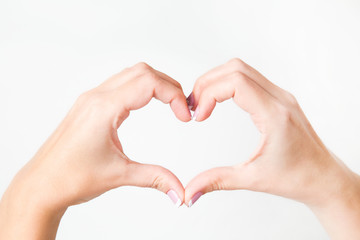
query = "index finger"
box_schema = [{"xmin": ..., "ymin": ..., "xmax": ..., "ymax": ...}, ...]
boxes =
[{"xmin": 112, "ymin": 63, "xmax": 192, "ymax": 125}]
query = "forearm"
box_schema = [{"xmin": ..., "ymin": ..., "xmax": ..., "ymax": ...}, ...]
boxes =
[{"xmin": 0, "ymin": 171, "xmax": 67, "ymax": 240}]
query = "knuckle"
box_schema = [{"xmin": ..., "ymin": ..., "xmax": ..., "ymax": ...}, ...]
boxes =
[
  {"xmin": 207, "ymin": 170, "xmax": 226, "ymax": 192},
  {"xmin": 228, "ymin": 58, "xmax": 246, "ymax": 71},
  {"xmin": 200, "ymin": 86, "xmax": 213, "ymax": 101},
  {"xmin": 285, "ymin": 92, "xmax": 299, "ymax": 107},
  {"xmin": 121, "ymin": 67, "xmax": 131, "ymax": 74},
  {"xmin": 133, "ymin": 62, "xmax": 152, "ymax": 73},
  {"xmin": 174, "ymin": 80, "xmax": 182, "ymax": 89},
  {"xmin": 150, "ymin": 171, "xmax": 167, "ymax": 190},
  {"xmin": 209, "ymin": 178, "xmax": 222, "ymax": 192},
  {"xmin": 76, "ymin": 89, "xmax": 112, "ymax": 113},
  {"xmin": 77, "ymin": 90, "xmax": 102, "ymax": 107},
  {"xmin": 231, "ymin": 71, "xmax": 248, "ymax": 86},
  {"xmin": 77, "ymin": 90, "xmax": 92, "ymax": 104},
  {"xmin": 136, "ymin": 70, "xmax": 160, "ymax": 87},
  {"xmin": 274, "ymin": 102, "xmax": 293, "ymax": 125},
  {"xmin": 173, "ymin": 89, "xmax": 184, "ymax": 99},
  {"xmin": 228, "ymin": 57, "xmax": 243, "ymax": 65},
  {"xmin": 87, "ymin": 92, "xmax": 107, "ymax": 108},
  {"xmin": 145, "ymin": 72, "xmax": 162, "ymax": 86},
  {"xmin": 150, "ymin": 175, "xmax": 162, "ymax": 189},
  {"xmin": 194, "ymin": 77, "xmax": 206, "ymax": 93}
]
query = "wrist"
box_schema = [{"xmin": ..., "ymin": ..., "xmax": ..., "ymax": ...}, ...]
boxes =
[
  {"xmin": 314, "ymin": 157, "xmax": 360, "ymax": 207},
  {"xmin": 306, "ymin": 156, "xmax": 360, "ymax": 239},
  {"xmin": 309, "ymin": 179, "xmax": 360, "ymax": 239},
  {"xmin": 0, "ymin": 179, "xmax": 67, "ymax": 240},
  {"xmin": 8, "ymin": 160, "xmax": 69, "ymax": 212}
]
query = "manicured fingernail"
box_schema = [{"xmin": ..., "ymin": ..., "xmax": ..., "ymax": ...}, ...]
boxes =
[
  {"xmin": 186, "ymin": 92, "xmax": 194, "ymax": 110},
  {"xmin": 188, "ymin": 192, "xmax": 203, "ymax": 207},
  {"xmin": 193, "ymin": 107, "xmax": 200, "ymax": 121},
  {"xmin": 167, "ymin": 190, "xmax": 181, "ymax": 208}
]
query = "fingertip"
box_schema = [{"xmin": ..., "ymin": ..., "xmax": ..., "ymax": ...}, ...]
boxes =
[
  {"xmin": 184, "ymin": 176, "xmax": 209, "ymax": 206},
  {"xmin": 170, "ymin": 98, "xmax": 192, "ymax": 122},
  {"xmin": 188, "ymin": 191, "xmax": 203, "ymax": 207},
  {"xmin": 185, "ymin": 166, "xmax": 238, "ymax": 206},
  {"xmin": 192, "ymin": 100, "xmax": 216, "ymax": 122},
  {"xmin": 158, "ymin": 172, "xmax": 185, "ymax": 207},
  {"xmin": 185, "ymin": 187, "xmax": 206, "ymax": 207},
  {"xmin": 125, "ymin": 162, "xmax": 185, "ymax": 203},
  {"xmin": 160, "ymin": 171, "xmax": 185, "ymax": 202},
  {"xmin": 171, "ymin": 182, "xmax": 185, "ymax": 204},
  {"xmin": 167, "ymin": 189, "xmax": 183, "ymax": 207}
]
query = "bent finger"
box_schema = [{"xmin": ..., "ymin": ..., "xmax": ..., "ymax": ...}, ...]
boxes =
[
  {"xmin": 114, "ymin": 68, "xmax": 191, "ymax": 125},
  {"xmin": 193, "ymin": 72, "xmax": 276, "ymax": 122}
]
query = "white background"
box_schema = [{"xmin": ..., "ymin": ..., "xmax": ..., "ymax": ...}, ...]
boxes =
[{"xmin": 1, "ymin": 0, "xmax": 360, "ymax": 239}]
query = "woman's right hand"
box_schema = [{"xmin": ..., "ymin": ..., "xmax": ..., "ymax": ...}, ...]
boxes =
[
  {"xmin": 185, "ymin": 58, "xmax": 360, "ymax": 240},
  {"xmin": 0, "ymin": 62, "xmax": 191, "ymax": 240}
]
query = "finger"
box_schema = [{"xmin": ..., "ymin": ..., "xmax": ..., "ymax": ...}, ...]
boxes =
[
  {"xmin": 191, "ymin": 58, "xmax": 288, "ymax": 111},
  {"xmin": 123, "ymin": 161, "xmax": 185, "ymax": 206},
  {"xmin": 142, "ymin": 75, "xmax": 191, "ymax": 122},
  {"xmin": 97, "ymin": 63, "xmax": 145, "ymax": 91},
  {"xmin": 184, "ymin": 164, "xmax": 256, "ymax": 207},
  {"xmin": 154, "ymin": 69, "xmax": 182, "ymax": 89},
  {"xmin": 224, "ymin": 58, "xmax": 288, "ymax": 101},
  {"xmin": 111, "ymin": 64, "xmax": 191, "ymax": 124},
  {"xmin": 151, "ymin": 72, "xmax": 191, "ymax": 123},
  {"xmin": 190, "ymin": 63, "xmax": 230, "ymax": 108},
  {"xmin": 111, "ymin": 65, "xmax": 184, "ymax": 92},
  {"xmin": 193, "ymin": 72, "xmax": 277, "ymax": 123}
]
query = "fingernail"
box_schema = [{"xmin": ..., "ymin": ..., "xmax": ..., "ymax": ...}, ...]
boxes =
[
  {"xmin": 167, "ymin": 190, "xmax": 181, "ymax": 208},
  {"xmin": 186, "ymin": 92, "xmax": 194, "ymax": 110},
  {"xmin": 188, "ymin": 192, "xmax": 203, "ymax": 207},
  {"xmin": 193, "ymin": 107, "xmax": 199, "ymax": 121}
]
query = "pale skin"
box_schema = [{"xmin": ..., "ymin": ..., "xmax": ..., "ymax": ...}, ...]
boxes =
[{"xmin": 0, "ymin": 59, "xmax": 359, "ymax": 239}]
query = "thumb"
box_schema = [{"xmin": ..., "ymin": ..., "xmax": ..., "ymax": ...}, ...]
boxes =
[
  {"xmin": 123, "ymin": 161, "xmax": 185, "ymax": 207},
  {"xmin": 185, "ymin": 164, "xmax": 256, "ymax": 207}
]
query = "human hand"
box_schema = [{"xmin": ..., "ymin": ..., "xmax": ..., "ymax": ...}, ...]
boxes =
[
  {"xmin": 0, "ymin": 62, "xmax": 191, "ymax": 239},
  {"xmin": 184, "ymin": 58, "xmax": 360, "ymax": 239},
  {"xmin": 185, "ymin": 58, "xmax": 337, "ymax": 205}
]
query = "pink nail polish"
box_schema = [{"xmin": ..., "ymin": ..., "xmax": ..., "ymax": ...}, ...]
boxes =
[
  {"xmin": 167, "ymin": 190, "xmax": 181, "ymax": 208},
  {"xmin": 186, "ymin": 92, "xmax": 195, "ymax": 109},
  {"xmin": 193, "ymin": 107, "xmax": 200, "ymax": 121},
  {"xmin": 188, "ymin": 192, "xmax": 203, "ymax": 207}
]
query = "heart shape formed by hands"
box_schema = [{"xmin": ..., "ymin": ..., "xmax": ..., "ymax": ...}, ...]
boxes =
[
  {"xmin": 104, "ymin": 58, "xmax": 327, "ymax": 209},
  {"xmin": 0, "ymin": 50, "xmax": 355, "ymax": 240},
  {"xmin": 26, "ymin": 58, "xmax": 330, "ymax": 212},
  {"xmin": 172, "ymin": 58, "xmax": 321, "ymax": 208}
]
